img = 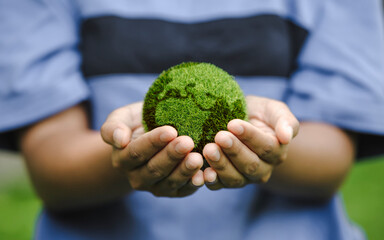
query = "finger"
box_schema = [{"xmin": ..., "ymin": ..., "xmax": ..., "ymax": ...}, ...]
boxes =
[
  {"xmin": 214, "ymin": 131, "xmax": 274, "ymax": 183},
  {"xmin": 246, "ymin": 96, "xmax": 299, "ymax": 144},
  {"xmin": 131, "ymin": 126, "xmax": 145, "ymax": 141},
  {"xmin": 227, "ymin": 120, "xmax": 285, "ymax": 165},
  {"xmin": 177, "ymin": 170, "xmax": 204, "ymax": 197},
  {"xmin": 153, "ymin": 152, "xmax": 203, "ymax": 194},
  {"xmin": 275, "ymin": 118, "xmax": 299, "ymax": 145},
  {"xmin": 250, "ymin": 97, "xmax": 299, "ymax": 144},
  {"xmin": 135, "ymin": 135, "xmax": 195, "ymax": 185},
  {"xmin": 113, "ymin": 126, "xmax": 177, "ymax": 169},
  {"xmin": 102, "ymin": 123, "xmax": 132, "ymax": 149},
  {"xmin": 191, "ymin": 169, "xmax": 205, "ymax": 187},
  {"xmin": 203, "ymin": 141, "xmax": 247, "ymax": 188},
  {"xmin": 203, "ymin": 167, "xmax": 224, "ymax": 190},
  {"xmin": 101, "ymin": 102, "xmax": 144, "ymax": 148}
]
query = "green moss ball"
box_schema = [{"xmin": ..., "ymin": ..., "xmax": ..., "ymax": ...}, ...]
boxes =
[{"xmin": 143, "ymin": 62, "xmax": 247, "ymax": 168}]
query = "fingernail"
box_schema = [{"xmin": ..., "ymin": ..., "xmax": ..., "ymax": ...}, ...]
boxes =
[
  {"xmin": 206, "ymin": 171, "xmax": 217, "ymax": 183},
  {"xmin": 113, "ymin": 128, "xmax": 124, "ymax": 148},
  {"xmin": 221, "ymin": 135, "xmax": 233, "ymax": 148},
  {"xmin": 210, "ymin": 150, "xmax": 220, "ymax": 162},
  {"xmin": 192, "ymin": 175, "xmax": 204, "ymax": 187},
  {"xmin": 160, "ymin": 131, "xmax": 173, "ymax": 142},
  {"xmin": 232, "ymin": 124, "xmax": 244, "ymax": 135},
  {"xmin": 285, "ymin": 126, "xmax": 293, "ymax": 143},
  {"xmin": 186, "ymin": 160, "xmax": 197, "ymax": 170},
  {"xmin": 175, "ymin": 142, "xmax": 188, "ymax": 154}
]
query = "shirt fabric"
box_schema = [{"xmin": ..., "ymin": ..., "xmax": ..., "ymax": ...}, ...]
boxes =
[{"xmin": 1, "ymin": 0, "xmax": 384, "ymax": 239}]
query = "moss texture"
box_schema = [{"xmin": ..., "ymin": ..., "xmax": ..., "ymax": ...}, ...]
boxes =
[{"xmin": 143, "ymin": 62, "xmax": 247, "ymax": 168}]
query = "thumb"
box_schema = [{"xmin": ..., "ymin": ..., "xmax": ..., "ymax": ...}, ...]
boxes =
[
  {"xmin": 101, "ymin": 122, "xmax": 132, "ymax": 149},
  {"xmin": 100, "ymin": 102, "xmax": 143, "ymax": 148},
  {"xmin": 275, "ymin": 118, "xmax": 299, "ymax": 145}
]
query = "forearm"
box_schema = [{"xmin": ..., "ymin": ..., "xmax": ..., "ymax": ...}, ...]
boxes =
[
  {"xmin": 20, "ymin": 106, "xmax": 131, "ymax": 212},
  {"xmin": 263, "ymin": 122, "xmax": 355, "ymax": 201}
]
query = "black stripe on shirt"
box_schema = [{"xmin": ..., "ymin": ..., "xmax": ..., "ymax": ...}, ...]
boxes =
[{"xmin": 80, "ymin": 15, "xmax": 309, "ymax": 77}]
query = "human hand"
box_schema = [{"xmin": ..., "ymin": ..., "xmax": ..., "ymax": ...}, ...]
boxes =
[
  {"xmin": 101, "ymin": 102, "xmax": 204, "ymax": 197},
  {"xmin": 202, "ymin": 96, "xmax": 299, "ymax": 190}
]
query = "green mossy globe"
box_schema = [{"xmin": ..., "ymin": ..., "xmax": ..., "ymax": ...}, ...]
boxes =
[{"xmin": 143, "ymin": 62, "xmax": 247, "ymax": 168}]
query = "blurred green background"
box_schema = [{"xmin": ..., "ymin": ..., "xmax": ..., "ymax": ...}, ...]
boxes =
[{"xmin": 0, "ymin": 151, "xmax": 383, "ymax": 240}]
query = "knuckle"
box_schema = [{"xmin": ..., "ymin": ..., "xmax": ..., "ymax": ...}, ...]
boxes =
[
  {"xmin": 180, "ymin": 168, "xmax": 193, "ymax": 178},
  {"xmin": 225, "ymin": 178, "xmax": 245, "ymax": 188},
  {"xmin": 166, "ymin": 179, "xmax": 179, "ymax": 190},
  {"xmin": 146, "ymin": 163, "xmax": 164, "ymax": 179},
  {"xmin": 244, "ymin": 160, "xmax": 260, "ymax": 176},
  {"xmin": 127, "ymin": 146, "xmax": 142, "ymax": 161},
  {"xmin": 264, "ymin": 148, "xmax": 286, "ymax": 165},
  {"xmin": 212, "ymin": 161, "xmax": 226, "ymax": 171},
  {"xmin": 261, "ymin": 142, "xmax": 274, "ymax": 156},
  {"xmin": 168, "ymin": 153, "xmax": 183, "ymax": 163},
  {"xmin": 225, "ymin": 144, "xmax": 241, "ymax": 159},
  {"xmin": 266, "ymin": 155, "xmax": 284, "ymax": 166}
]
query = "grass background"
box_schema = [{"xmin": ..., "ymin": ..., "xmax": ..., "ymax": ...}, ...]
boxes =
[{"xmin": 0, "ymin": 153, "xmax": 383, "ymax": 240}]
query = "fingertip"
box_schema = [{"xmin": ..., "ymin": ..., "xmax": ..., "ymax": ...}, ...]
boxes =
[
  {"xmin": 285, "ymin": 125, "xmax": 294, "ymax": 140},
  {"xmin": 174, "ymin": 136, "xmax": 195, "ymax": 154},
  {"xmin": 159, "ymin": 126, "xmax": 178, "ymax": 142},
  {"xmin": 191, "ymin": 170, "xmax": 204, "ymax": 187},
  {"xmin": 203, "ymin": 167, "xmax": 217, "ymax": 184},
  {"xmin": 277, "ymin": 124, "xmax": 293, "ymax": 145},
  {"xmin": 185, "ymin": 152, "xmax": 204, "ymax": 170},
  {"xmin": 227, "ymin": 119, "xmax": 245, "ymax": 136},
  {"xmin": 203, "ymin": 143, "xmax": 220, "ymax": 162},
  {"xmin": 113, "ymin": 128, "xmax": 129, "ymax": 148},
  {"xmin": 182, "ymin": 135, "xmax": 196, "ymax": 148},
  {"xmin": 214, "ymin": 131, "xmax": 233, "ymax": 149},
  {"xmin": 163, "ymin": 125, "xmax": 178, "ymax": 135}
]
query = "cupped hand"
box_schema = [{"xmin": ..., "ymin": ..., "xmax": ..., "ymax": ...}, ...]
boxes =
[
  {"xmin": 203, "ymin": 96, "xmax": 299, "ymax": 190},
  {"xmin": 101, "ymin": 102, "xmax": 204, "ymax": 197}
]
